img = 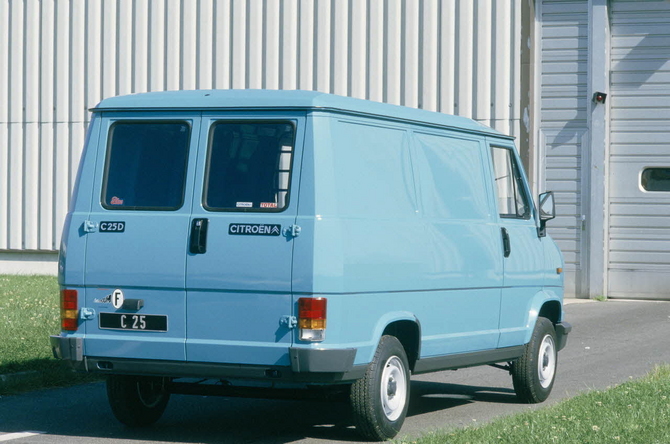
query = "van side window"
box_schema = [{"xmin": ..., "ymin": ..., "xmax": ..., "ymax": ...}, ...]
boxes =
[
  {"xmin": 102, "ymin": 121, "xmax": 191, "ymax": 210},
  {"xmin": 204, "ymin": 121, "xmax": 295, "ymax": 211},
  {"xmin": 490, "ymin": 146, "xmax": 530, "ymax": 219}
]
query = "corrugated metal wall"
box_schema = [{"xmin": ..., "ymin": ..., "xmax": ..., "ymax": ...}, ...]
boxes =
[
  {"xmin": 608, "ymin": 0, "xmax": 670, "ymax": 299},
  {"xmin": 537, "ymin": 0, "xmax": 588, "ymax": 296},
  {"xmin": 0, "ymin": 0, "xmax": 524, "ymax": 257}
]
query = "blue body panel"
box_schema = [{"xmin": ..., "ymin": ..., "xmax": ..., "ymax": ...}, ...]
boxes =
[{"xmin": 59, "ymin": 90, "xmax": 564, "ymax": 376}]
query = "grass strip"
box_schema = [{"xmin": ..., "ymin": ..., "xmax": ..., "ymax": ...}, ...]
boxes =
[
  {"xmin": 0, "ymin": 275, "xmax": 98, "ymax": 395},
  {"xmin": 400, "ymin": 365, "xmax": 670, "ymax": 444}
]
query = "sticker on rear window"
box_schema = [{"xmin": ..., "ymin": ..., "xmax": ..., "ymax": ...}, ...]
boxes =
[
  {"xmin": 110, "ymin": 196, "xmax": 124, "ymax": 205},
  {"xmin": 229, "ymin": 224, "xmax": 281, "ymax": 236},
  {"xmin": 260, "ymin": 202, "xmax": 278, "ymax": 209},
  {"xmin": 236, "ymin": 202, "xmax": 253, "ymax": 208}
]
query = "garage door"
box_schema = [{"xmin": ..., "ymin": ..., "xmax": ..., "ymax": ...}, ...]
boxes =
[{"xmin": 608, "ymin": 0, "xmax": 670, "ymax": 299}]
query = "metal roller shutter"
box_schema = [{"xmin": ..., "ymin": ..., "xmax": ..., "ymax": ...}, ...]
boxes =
[
  {"xmin": 538, "ymin": 0, "xmax": 590, "ymax": 296},
  {"xmin": 608, "ymin": 0, "xmax": 670, "ymax": 299}
]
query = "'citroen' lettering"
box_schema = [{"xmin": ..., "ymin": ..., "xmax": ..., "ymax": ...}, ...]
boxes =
[{"xmin": 228, "ymin": 224, "xmax": 282, "ymax": 236}]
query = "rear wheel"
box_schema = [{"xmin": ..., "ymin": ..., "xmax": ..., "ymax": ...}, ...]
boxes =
[
  {"xmin": 350, "ymin": 335, "xmax": 410, "ymax": 441},
  {"xmin": 107, "ymin": 375, "xmax": 170, "ymax": 426},
  {"xmin": 512, "ymin": 317, "xmax": 557, "ymax": 403}
]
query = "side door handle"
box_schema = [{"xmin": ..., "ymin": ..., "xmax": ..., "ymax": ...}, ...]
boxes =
[
  {"xmin": 190, "ymin": 218, "xmax": 209, "ymax": 254},
  {"xmin": 501, "ymin": 227, "xmax": 511, "ymax": 258}
]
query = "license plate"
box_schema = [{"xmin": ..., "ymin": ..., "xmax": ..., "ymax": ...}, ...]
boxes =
[{"xmin": 99, "ymin": 313, "xmax": 168, "ymax": 332}]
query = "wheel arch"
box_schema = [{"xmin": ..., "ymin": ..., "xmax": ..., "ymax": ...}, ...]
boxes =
[
  {"xmin": 382, "ymin": 320, "xmax": 421, "ymax": 372},
  {"xmin": 523, "ymin": 290, "xmax": 563, "ymax": 344},
  {"xmin": 367, "ymin": 312, "xmax": 421, "ymax": 372}
]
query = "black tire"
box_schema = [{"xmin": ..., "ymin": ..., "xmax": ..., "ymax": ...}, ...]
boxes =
[
  {"xmin": 350, "ymin": 335, "xmax": 410, "ymax": 441},
  {"xmin": 106, "ymin": 375, "xmax": 170, "ymax": 427},
  {"xmin": 512, "ymin": 317, "xmax": 558, "ymax": 403}
]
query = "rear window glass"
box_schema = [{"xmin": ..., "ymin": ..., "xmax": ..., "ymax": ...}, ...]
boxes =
[
  {"xmin": 204, "ymin": 121, "xmax": 295, "ymax": 211},
  {"xmin": 641, "ymin": 168, "xmax": 670, "ymax": 192},
  {"xmin": 102, "ymin": 121, "xmax": 191, "ymax": 210}
]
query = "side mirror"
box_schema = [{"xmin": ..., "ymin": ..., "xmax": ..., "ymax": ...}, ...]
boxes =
[{"xmin": 538, "ymin": 192, "xmax": 556, "ymax": 237}]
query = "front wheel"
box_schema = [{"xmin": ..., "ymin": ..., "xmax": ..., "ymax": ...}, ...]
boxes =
[
  {"xmin": 512, "ymin": 317, "xmax": 558, "ymax": 403},
  {"xmin": 350, "ymin": 335, "xmax": 410, "ymax": 441},
  {"xmin": 106, "ymin": 375, "xmax": 171, "ymax": 426}
]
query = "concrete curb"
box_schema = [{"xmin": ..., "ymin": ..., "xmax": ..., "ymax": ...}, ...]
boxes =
[
  {"xmin": 563, "ymin": 298, "xmax": 596, "ymax": 305},
  {"xmin": 0, "ymin": 371, "xmax": 40, "ymax": 389}
]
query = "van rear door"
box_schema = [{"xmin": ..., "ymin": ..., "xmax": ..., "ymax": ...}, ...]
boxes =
[
  {"xmin": 186, "ymin": 116, "xmax": 304, "ymax": 366},
  {"xmin": 83, "ymin": 114, "xmax": 201, "ymax": 361}
]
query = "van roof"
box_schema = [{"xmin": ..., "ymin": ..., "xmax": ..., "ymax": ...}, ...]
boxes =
[{"xmin": 93, "ymin": 89, "xmax": 510, "ymax": 138}]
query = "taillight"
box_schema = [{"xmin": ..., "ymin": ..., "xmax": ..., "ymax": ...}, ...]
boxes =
[
  {"xmin": 60, "ymin": 289, "xmax": 79, "ymax": 331},
  {"xmin": 298, "ymin": 297, "xmax": 327, "ymax": 342}
]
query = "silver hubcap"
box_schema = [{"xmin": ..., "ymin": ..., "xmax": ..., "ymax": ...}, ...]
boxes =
[
  {"xmin": 380, "ymin": 356, "xmax": 407, "ymax": 421},
  {"xmin": 538, "ymin": 334, "xmax": 556, "ymax": 389}
]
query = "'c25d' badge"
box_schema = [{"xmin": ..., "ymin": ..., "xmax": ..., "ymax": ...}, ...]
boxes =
[{"xmin": 99, "ymin": 221, "xmax": 126, "ymax": 232}]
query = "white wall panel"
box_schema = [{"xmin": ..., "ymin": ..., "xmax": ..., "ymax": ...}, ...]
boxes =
[
  {"xmin": 280, "ymin": 0, "xmax": 298, "ymax": 90},
  {"xmin": 315, "ymin": 0, "xmax": 331, "ymax": 93},
  {"xmin": 134, "ymin": 0, "xmax": 150, "ymax": 92},
  {"xmin": 0, "ymin": 1, "xmax": 8, "ymax": 126},
  {"xmin": 350, "ymin": 0, "xmax": 367, "ymax": 98},
  {"xmin": 297, "ymin": 0, "xmax": 314, "ymax": 91},
  {"xmin": 439, "ymin": 0, "xmax": 456, "ymax": 115},
  {"xmin": 9, "ymin": 124, "xmax": 22, "ymax": 249},
  {"xmin": 0, "ymin": 123, "xmax": 7, "ymax": 250},
  {"xmin": 248, "ymin": 0, "xmax": 263, "ymax": 89},
  {"xmin": 403, "ymin": 2, "xmax": 419, "ymax": 108},
  {"xmin": 421, "ymin": 1, "xmax": 439, "ymax": 112},
  {"xmin": 214, "ymin": 0, "xmax": 231, "ymax": 89},
  {"xmin": 476, "ymin": 0, "xmax": 492, "ymax": 126},
  {"xmin": 0, "ymin": 0, "xmax": 525, "ymax": 266},
  {"xmin": 264, "ymin": 0, "xmax": 280, "ymax": 90},
  {"xmin": 493, "ymin": 0, "xmax": 512, "ymax": 134},
  {"xmin": 166, "ymin": 0, "xmax": 181, "ymax": 90},
  {"xmin": 457, "ymin": 1, "xmax": 474, "ymax": 118},
  {"xmin": 149, "ymin": 0, "xmax": 166, "ymax": 91}
]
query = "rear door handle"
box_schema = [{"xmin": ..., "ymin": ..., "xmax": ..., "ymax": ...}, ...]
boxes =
[
  {"xmin": 501, "ymin": 227, "xmax": 511, "ymax": 258},
  {"xmin": 190, "ymin": 218, "xmax": 209, "ymax": 254}
]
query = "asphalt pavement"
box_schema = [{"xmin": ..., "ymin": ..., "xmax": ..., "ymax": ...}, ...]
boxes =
[{"xmin": 1, "ymin": 299, "xmax": 668, "ymax": 443}]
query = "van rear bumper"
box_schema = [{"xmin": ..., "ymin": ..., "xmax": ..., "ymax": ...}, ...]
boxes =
[
  {"xmin": 50, "ymin": 335, "xmax": 364, "ymax": 383},
  {"xmin": 50, "ymin": 335, "xmax": 83, "ymax": 361}
]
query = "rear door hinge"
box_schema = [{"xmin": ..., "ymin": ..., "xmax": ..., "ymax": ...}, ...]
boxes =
[
  {"xmin": 83, "ymin": 220, "xmax": 97, "ymax": 233},
  {"xmin": 80, "ymin": 307, "xmax": 96, "ymax": 320},
  {"xmin": 280, "ymin": 315, "xmax": 297, "ymax": 329},
  {"xmin": 285, "ymin": 224, "xmax": 302, "ymax": 238}
]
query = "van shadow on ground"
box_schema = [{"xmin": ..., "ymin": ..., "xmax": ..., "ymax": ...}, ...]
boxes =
[{"xmin": 0, "ymin": 379, "xmax": 520, "ymax": 444}]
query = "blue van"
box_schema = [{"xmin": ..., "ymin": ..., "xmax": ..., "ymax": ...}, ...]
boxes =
[{"xmin": 51, "ymin": 90, "xmax": 570, "ymax": 441}]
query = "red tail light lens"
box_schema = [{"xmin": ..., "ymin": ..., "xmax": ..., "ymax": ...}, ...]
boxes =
[
  {"xmin": 298, "ymin": 297, "xmax": 327, "ymax": 341},
  {"xmin": 60, "ymin": 289, "xmax": 79, "ymax": 331},
  {"xmin": 298, "ymin": 297, "xmax": 327, "ymax": 327}
]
